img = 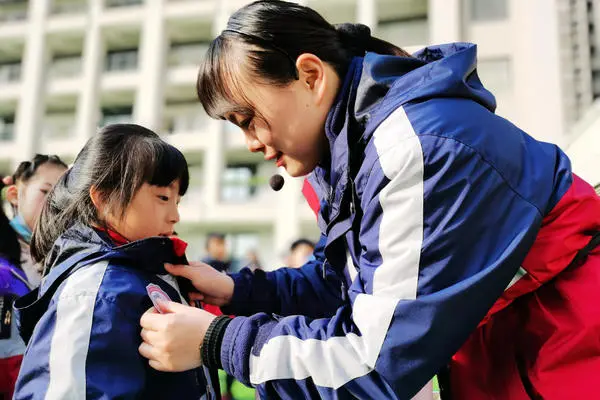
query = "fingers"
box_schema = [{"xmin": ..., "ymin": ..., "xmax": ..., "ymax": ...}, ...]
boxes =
[
  {"xmin": 149, "ymin": 359, "xmax": 167, "ymax": 372},
  {"xmin": 158, "ymin": 300, "xmax": 191, "ymax": 313},
  {"xmin": 140, "ymin": 308, "xmax": 167, "ymax": 331},
  {"xmin": 188, "ymin": 292, "xmax": 204, "ymax": 301},
  {"xmin": 164, "ymin": 263, "xmax": 191, "ymax": 278},
  {"xmin": 187, "ymin": 260, "xmax": 212, "ymax": 268},
  {"xmin": 140, "ymin": 328, "xmax": 161, "ymax": 345},
  {"xmin": 138, "ymin": 341, "xmax": 159, "ymax": 362}
]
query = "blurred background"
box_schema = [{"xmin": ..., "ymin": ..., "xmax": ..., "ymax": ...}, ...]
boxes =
[{"xmin": 1, "ymin": 0, "xmax": 599, "ymax": 269}]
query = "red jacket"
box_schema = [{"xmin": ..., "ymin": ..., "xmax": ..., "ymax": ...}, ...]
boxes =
[{"xmin": 450, "ymin": 175, "xmax": 600, "ymax": 399}]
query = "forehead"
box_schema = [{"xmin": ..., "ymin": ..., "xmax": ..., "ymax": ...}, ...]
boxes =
[
  {"xmin": 142, "ymin": 180, "xmax": 181, "ymax": 191},
  {"xmin": 24, "ymin": 163, "xmax": 66, "ymax": 185},
  {"xmin": 208, "ymin": 237, "xmax": 226, "ymax": 245}
]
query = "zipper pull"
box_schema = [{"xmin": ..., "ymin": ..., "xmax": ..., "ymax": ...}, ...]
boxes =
[
  {"xmin": 322, "ymin": 260, "xmax": 327, "ymax": 280},
  {"xmin": 341, "ymin": 281, "xmax": 347, "ymax": 302}
]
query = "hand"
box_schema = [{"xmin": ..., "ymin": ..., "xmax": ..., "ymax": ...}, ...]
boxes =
[
  {"xmin": 139, "ymin": 301, "xmax": 216, "ymax": 372},
  {"xmin": 2, "ymin": 176, "xmax": 13, "ymax": 186},
  {"xmin": 165, "ymin": 261, "xmax": 234, "ymax": 307}
]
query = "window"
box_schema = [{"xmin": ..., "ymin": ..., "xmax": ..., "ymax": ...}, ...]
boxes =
[
  {"xmin": 470, "ymin": 0, "xmax": 508, "ymax": 22},
  {"xmin": 43, "ymin": 113, "xmax": 76, "ymax": 139},
  {"xmin": 101, "ymin": 106, "xmax": 133, "ymax": 126},
  {"xmin": 50, "ymin": 56, "xmax": 81, "ymax": 78},
  {"xmin": 105, "ymin": 49, "xmax": 138, "ymax": 71},
  {"xmin": 168, "ymin": 42, "xmax": 209, "ymax": 67},
  {"xmin": 0, "ymin": 63, "xmax": 21, "ymax": 83},
  {"xmin": 593, "ymin": 71, "xmax": 600, "ymax": 98},
  {"xmin": 171, "ymin": 111, "xmax": 208, "ymax": 133},
  {"xmin": 477, "ymin": 58, "xmax": 511, "ymax": 93},
  {"xmin": 0, "ymin": 115, "xmax": 15, "ymax": 141},
  {"xmin": 51, "ymin": 0, "xmax": 88, "ymax": 14},
  {"xmin": 0, "ymin": 5, "xmax": 27, "ymax": 22},
  {"xmin": 105, "ymin": 0, "xmax": 143, "ymax": 7},
  {"xmin": 221, "ymin": 164, "xmax": 257, "ymax": 202},
  {"xmin": 376, "ymin": 18, "xmax": 428, "ymax": 48}
]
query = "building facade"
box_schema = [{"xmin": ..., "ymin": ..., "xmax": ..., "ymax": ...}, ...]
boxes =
[{"xmin": 0, "ymin": 0, "xmax": 598, "ymax": 266}]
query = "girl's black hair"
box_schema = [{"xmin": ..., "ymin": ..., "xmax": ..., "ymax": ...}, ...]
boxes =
[
  {"xmin": 31, "ymin": 124, "xmax": 190, "ymax": 264},
  {"xmin": 12, "ymin": 154, "xmax": 68, "ymax": 184},
  {"xmin": 197, "ymin": 0, "xmax": 410, "ymax": 120},
  {"xmin": 0, "ymin": 179, "xmax": 21, "ymax": 268}
]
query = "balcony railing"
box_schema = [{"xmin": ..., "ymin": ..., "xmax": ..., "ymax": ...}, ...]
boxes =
[
  {"xmin": 105, "ymin": 0, "xmax": 143, "ymax": 8},
  {"xmin": 0, "ymin": 63, "xmax": 21, "ymax": 83}
]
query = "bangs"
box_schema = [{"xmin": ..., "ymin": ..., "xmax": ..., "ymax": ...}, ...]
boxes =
[
  {"xmin": 196, "ymin": 34, "xmax": 256, "ymax": 120},
  {"xmin": 145, "ymin": 141, "xmax": 189, "ymax": 196}
]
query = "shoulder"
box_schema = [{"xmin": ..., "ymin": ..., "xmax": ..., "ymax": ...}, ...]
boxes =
[{"xmin": 54, "ymin": 260, "xmax": 152, "ymax": 315}]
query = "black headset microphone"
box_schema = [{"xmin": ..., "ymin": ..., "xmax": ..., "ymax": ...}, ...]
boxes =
[{"xmin": 269, "ymin": 174, "xmax": 285, "ymax": 191}]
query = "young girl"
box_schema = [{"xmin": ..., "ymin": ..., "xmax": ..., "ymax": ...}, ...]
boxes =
[
  {"xmin": 0, "ymin": 184, "xmax": 29, "ymax": 398},
  {"xmin": 4, "ymin": 154, "xmax": 68, "ymax": 287},
  {"xmin": 13, "ymin": 124, "xmax": 218, "ymax": 399},
  {"xmin": 139, "ymin": 1, "xmax": 600, "ymax": 399}
]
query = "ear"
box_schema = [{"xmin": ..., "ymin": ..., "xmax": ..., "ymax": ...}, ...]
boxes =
[
  {"xmin": 89, "ymin": 185, "xmax": 105, "ymax": 212},
  {"xmin": 296, "ymin": 53, "xmax": 327, "ymax": 105},
  {"xmin": 5, "ymin": 185, "xmax": 18, "ymax": 207}
]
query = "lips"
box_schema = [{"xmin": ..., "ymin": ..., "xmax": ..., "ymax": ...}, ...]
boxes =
[{"xmin": 275, "ymin": 152, "xmax": 285, "ymax": 168}]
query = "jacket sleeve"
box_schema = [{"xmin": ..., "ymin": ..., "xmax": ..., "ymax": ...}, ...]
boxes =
[
  {"xmin": 222, "ymin": 234, "xmax": 346, "ymax": 319},
  {"xmin": 14, "ymin": 287, "xmax": 147, "ymax": 399},
  {"xmin": 217, "ymin": 110, "xmax": 545, "ymax": 398}
]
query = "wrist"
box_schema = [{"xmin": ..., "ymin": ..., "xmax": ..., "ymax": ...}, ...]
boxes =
[
  {"xmin": 223, "ymin": 275, "xmax": 234, "ymax": 304},
  {"xmin": 201, "ymin": 315, "xmax": 232, "ymax": 369}
]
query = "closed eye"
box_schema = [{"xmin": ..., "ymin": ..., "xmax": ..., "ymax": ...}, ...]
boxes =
[{"xmin": 239, "ymin": 117, "xmax": 253, "ymax": 130}]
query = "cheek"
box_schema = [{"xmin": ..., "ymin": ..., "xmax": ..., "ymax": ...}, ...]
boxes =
[
  {"xmin": 120, "ymin": 202, "xmax": 164, "ymax": 238},
  {"xmin": 20, "ymin": 189, "xmax": 45, "ymax": 216}
]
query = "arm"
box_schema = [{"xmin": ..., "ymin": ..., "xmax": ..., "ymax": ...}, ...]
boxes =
[
  {"xmin": 222, "ymin": 234, "xmax": 345, "ymax": 318},
  {"xmin": 218, "ymin": 126, "xmax": 543, "ymax": 398}
]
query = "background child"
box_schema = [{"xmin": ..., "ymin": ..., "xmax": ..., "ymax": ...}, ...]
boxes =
[
  {"xmin": 13, "ymin": 124, "xmax": 217, "ymax": 399},
  {"xmin": 4, "ymin": 154, "xmax": 68, "ymax": 287},
  {"xmin": 0, "ymin": 182, "xmax": 30, "ymax": 398}
]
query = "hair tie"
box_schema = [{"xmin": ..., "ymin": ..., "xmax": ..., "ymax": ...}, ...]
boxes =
[{"xmin": 334, "ymin": 23, "xmax": 371, "ymax": 56}]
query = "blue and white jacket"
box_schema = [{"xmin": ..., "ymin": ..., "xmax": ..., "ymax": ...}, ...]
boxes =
[
  {"xmin": 218, "ymin": 43, "xmax": 575, "ymax": 398},
  {"xmin": 13, "ymin": 224, "xmax": 218, "ymax": 399}
]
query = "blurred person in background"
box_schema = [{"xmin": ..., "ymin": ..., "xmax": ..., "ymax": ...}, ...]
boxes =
[
  {"xmin": 286, "ymin": 238, "xmax": 315, "ymax": 268},
  {"xmin": 201, "ymin": 232, "xmax": 233, "ymax": 273},
  {"xmin": 245, "ymin": 249, "xmax": 262, "ymax": 272},
  {"xmin": 0, "ymin": 180, "xmax": 30, "ymax": 398},
  {"xmin": 3, "ymin": 155, "xmax": 67, "ymax": 287}
]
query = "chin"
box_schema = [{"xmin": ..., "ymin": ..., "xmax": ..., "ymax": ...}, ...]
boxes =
[{"xmin": 286, "ymin": 160, "xmax": 318, "ymax": 178}]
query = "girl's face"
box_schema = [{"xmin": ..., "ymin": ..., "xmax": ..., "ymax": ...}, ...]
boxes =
[
  {"xmin": 11, "ymin": 163, "xmax": 67, "ymax": 230},
  {"xmin": 107, "ymin": 181, "xmax": 181, "ymax": 242},
  {"xmin": 223, "ymin": 54, "xmax": 340, "ymax": 177}
]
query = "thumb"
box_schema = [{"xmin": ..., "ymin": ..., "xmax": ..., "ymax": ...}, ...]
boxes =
[{"xmin": 158, "ymin": 300, "xmax": 191, "ymax": 314}]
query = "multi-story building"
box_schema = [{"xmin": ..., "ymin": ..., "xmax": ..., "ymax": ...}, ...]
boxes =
[{"xmin": 0, "ymin": 0, "xmax": 598, "ymax": 267}]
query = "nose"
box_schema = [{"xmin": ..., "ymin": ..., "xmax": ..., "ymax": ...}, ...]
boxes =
[
  {"xmin": 247, "ymin": 137, "xmax": 264, "ymax": 153},
  {"xmin": 170, "ymin": 204, "xmax": 180, "ymax": 224}
]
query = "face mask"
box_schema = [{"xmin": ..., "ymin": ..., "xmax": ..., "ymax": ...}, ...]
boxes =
[{"xmin": 10, "ymin": 215, "xmax": 32, "ymax": 244}]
